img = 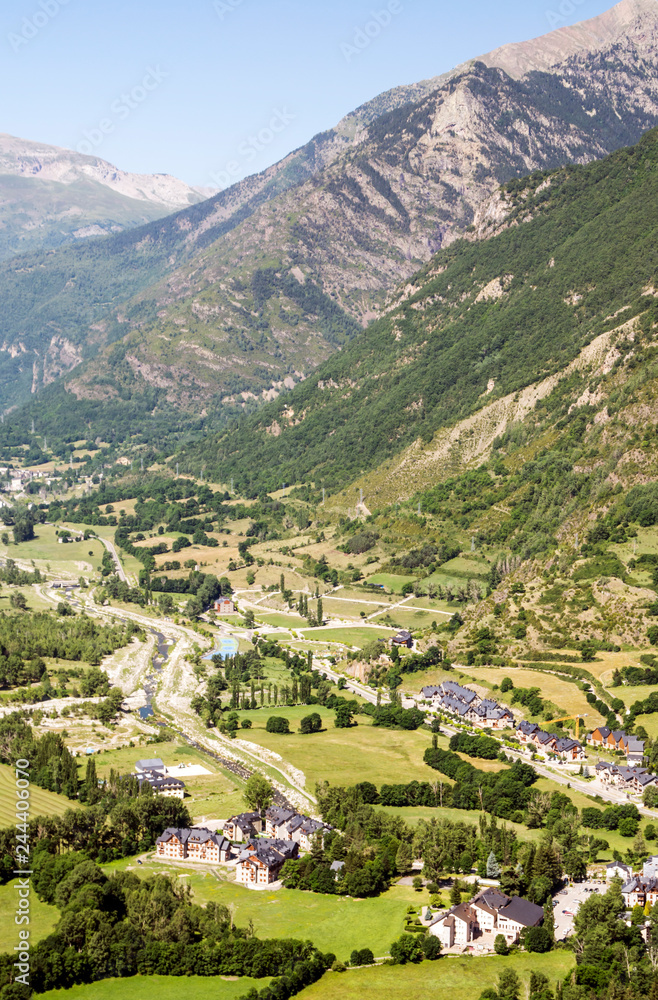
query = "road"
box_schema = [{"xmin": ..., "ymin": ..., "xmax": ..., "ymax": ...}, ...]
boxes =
[{"xmin": 99, "ymin": 536, "xmax": 128, "ymax": 582}]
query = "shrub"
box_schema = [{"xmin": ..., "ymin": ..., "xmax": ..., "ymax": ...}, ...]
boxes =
[
  {"xmin": 494, "ymin": 934, "xmax": 508, "ymax": 955},
  {"xmin": 266, "ymin": 716, "xmax": 290, "ymax": 734}
]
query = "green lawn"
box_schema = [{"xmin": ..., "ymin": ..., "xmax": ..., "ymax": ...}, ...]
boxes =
[
  {"xmin": 231, "ymin": 707, "xmax": 436, "ymax": 787},
  {"xmin": 0, "ymin": 879, "xmax": 59, "ymax": 946},
  {"xmin": 105, "ymin": 855, "xmax": 420, "ymax": 958},
  {"xmin": 41, "ymin": 974, "xmax": 271, "ymax": 1000},
  {"xmin": 0, "ymin": 763, "xmax": 80, "ymax": 828},
  {"xmin": 256, "ymin": 612, "xmax": 308, "ymax": 628},
  {"xmin": 612, "ymin": 683, "xmax": 658, "ymax": 709},
  {"xmin": 300, "ymin": 626, "xmax": 394, "ymax": 647},
  {"xmin": 377, "ymin": 805, "xmax": 543, "ymax": 841},
  {"xmin": 298, "ymin": 951, "xmax": 575, "ymax": 1000},
  {"xmin": 85, "ymin": 742, "xmax": 247, "ymax": 821},
  {"xmin": 365, "ymin": 573, "xmax": 417, "ymax": 593},
  {"xmin": 5, "ymin": 522, "xmax": 105, "ymax": 578}
]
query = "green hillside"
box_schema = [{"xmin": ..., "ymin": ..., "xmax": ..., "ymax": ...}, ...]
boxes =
[{"xmin": 188, "ymin": 126, "xmax": 658, "ymax": 493}]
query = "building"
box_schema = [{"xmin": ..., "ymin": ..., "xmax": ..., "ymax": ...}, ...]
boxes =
[
  {"xmin": 215, "ymin": 598, "xmax": 235, "ymax": 614},
  {"xmin": 155, "ymin": 826, "xmax": 233, "ymax": 863},
  {"xmin": 595, "ymin": 761, "xmax": 656, "ymax": 795},
  {"xmin": 589, "ymin": 728, "xmax": 645, "ymax": 762},
  {"xmin": 391, "ymin": 630, "xmax": 413, "ymax": 648},
  {"xmin": 466, "ymin": 700, "xmax": 515, "ymax": 729},
  {"xmin": 644, "ymin": 857, "xmax": 658, "ymax": 879},
  {"xmin": 263, "ymin": 805, "xmax": 329, "ymax": 849},
  {"xmin": 621, "ymin": 877, "xmax": 658, "ymax": 908},
  {"xmin": 516, "ymin": 721, "xmax": 540, "ymax": 744},
  {"xmin": 235, "ymin": 837, "xmax": 299, "ymax": 886},
  {"xmin": 223, "ymin": 811, "xmax": 263, "ymax": 842},
  {"xmin": 140, "ymin": 773, "xmax": 186, "ymax": 798},
  {"xmin": 429, "ymin": 903, "xmax": 476, "ymax": 947},
  {"xmin": 606, "ymin": 861, "xmax": 632, "ymax": 881},
  {"xmin": 135, "ymin": 757, "xmax": 166, "ymax": 774},
  {"xmin": 429, "ymin": 887, "xmax": 543, "ymax": 948}
]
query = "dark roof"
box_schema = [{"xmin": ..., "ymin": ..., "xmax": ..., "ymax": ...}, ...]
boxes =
[
  {"xmin": 517, "ymin": 721, "xmax": 539, "ymax": 735},
  {"xmin": 592, "ymin": 727, "xmax": 611, "ymax": 739},
  {"xmin": 498, "ymin": 896, "xmax": 544, "ymax": 927},
  {"xmin": 421, "ymin": 686, "xmax": 442, "ymax": 697},
  {"xmin": 135, "ymin": 757, "xmax": 165, "ymax": 771}
]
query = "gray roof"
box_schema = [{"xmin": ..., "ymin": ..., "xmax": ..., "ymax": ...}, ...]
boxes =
[
  {"xmin": 440, "ymin": 681, "xmax": 477, "ymax": 704},
  {"xmin": 498, "ymin": 896, "xmax": 544, "ymax": 927},
  {"xmin": 517, "ymin": 721, "xmax": 539, "ymax": 736},
  {"xmin": 330, "ymin": 860, "xmax": 345, "ymax": 872},
  {"xmin": 421, "ymin": 686, "xmax": 442, "ymax": 697},
  {"xmin": 135, "ymin": 757, "xmax": 165, "ymax": 771}
]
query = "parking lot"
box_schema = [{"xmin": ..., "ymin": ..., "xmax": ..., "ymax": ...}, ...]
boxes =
[{"xmin": 553, "ymin": 879, "xmax": 606, "ymax": 940}]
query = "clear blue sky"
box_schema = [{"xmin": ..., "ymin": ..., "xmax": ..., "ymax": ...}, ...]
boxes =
[{"xmin": 1, "ymin": 0, "xmax": 618, "ymax": 188}]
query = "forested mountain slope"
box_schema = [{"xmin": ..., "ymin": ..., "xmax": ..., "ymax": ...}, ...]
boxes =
[
  {"xmin": 2, "ymin": 0, "xmax": 658, "ymax": 439},
  {"xmin": 183, "ymin": 127, "xmax": 658, "ymax": 495}
]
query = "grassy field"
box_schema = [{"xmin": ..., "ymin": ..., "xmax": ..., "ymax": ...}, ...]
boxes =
[
  {"xmin": 86, "ymin": 741, "xmax": 247, "ymax": 821},
  {"xmin": 611, "ymin": 683, "xmax": 658, "ymax": 709},
  {"xmin": 635, "ymin": 712, "xmax": 658, "ymax": 739},
  {"xmin": 440, "ymin": 556, "xmax": 490, "ymax": 577},
  {"xmin": 0, "ymin": 879, "xmax": 59, "ymax": 946},
  {"xmin": 298, "ymin": 951, "xmax": 575, "ymax": 1000},
  {"xmin": 105, "ymin": 855, "xmax": 420, "ymax": 957},
  {"xmin": 5, "ymin": 522, "xmax": 105, "ymax": 577},
  {"xmin": 230, "ymin": 706, "xmax": 437, "ymax": 787},
  {"xmin": 377, "ymin": 804, "xmax": 542, "ymax": 840},
  {"xmin": 465, "ymin": 666, "xmax": 606, "ymax": 730},
  {"xmin": 256, "ymin": 612, "xmax": 308, "ymax": 628},
  {"xmin": 0, "ymin": 762, "xmax": 79, "ymax": 827},
  {"xmin": 300, "ymin": 626, "xmax": 394, "ymax": 647},
  {"xmin": 366, "ymin": 573, "xmax": 417, "ymax": 593},
  {"xmin": 41, "ymin": 975, "xmax": 271, "ymax": 1000}
]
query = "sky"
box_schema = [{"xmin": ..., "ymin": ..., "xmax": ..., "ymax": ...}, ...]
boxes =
[{"xmin": 0, "ymin": 0, "xmax": 619, "ymax": 189}]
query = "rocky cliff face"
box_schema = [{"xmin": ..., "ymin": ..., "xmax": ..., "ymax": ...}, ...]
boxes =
[{"xmin": 3, "ymin": 0, "xmax": 658, "ymax": 427}]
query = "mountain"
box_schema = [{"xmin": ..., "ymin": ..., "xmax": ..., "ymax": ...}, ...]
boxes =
[
  {"xmin": 1, "ymin": 0, "xmax": 658, "ymax": 440},
  {"xmin": 0, "ymin": 134, "xmax": 212, "ymax": 261},
  {"xmin": 181, "ymin": 125, "xmax": 658, "ymax": 503}
]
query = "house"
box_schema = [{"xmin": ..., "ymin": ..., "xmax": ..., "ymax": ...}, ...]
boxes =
[
  {"xmin": 595, "ymin": 761, "xmax": 656, "ymax": 795},
  {"xmin": 624, "ymin": 737, "xmax": 646, "ymax": 763},
  {"xmin": 235, "ymin": 837, "xmax": 299, "ymax": 886},
  {"xmin": 140, "ymin": 773, "xmax": 186, "ymax": 799},
  {"xmin": 298, "ymin": 818, "xmax": 328, "ymax": 851},
  {"xmin": 330, "ymin": 860, "xmax": 345, "ymax": 879},
  {"xmin": 621, "ymin": 877, "xmax": 658, "ymax": 909},
  {"xmin": 214, "ymin": 598, "xmax": 235, "ymax": 614},
  {"xmin": 438, "ymin": 681, "xmax": 478, "ymax": 706},
  {"xmin": 606, "ymin": 861, "xmax": 632, "ymax": 881},
  {"xmin": 421, "ymin": 686, "xmax": 443, "ymax": 701},
  {"xmin": 391, "ymin": 630, "xmax": 413, "ymax": 648},
  {"xmin": 265, "ymin": 806, "xmax": 297, "ymax": 838},
  {"xmin": 223, "ymin": 811, "xmax": 263, "ymax": 842},
  {"xmin": 554, "ymin": 737, "xmax": 586, "ymax": 761},
  {"xmin": 644, "ymin": 857, "xmax": 658, "ymax": 879},
  {"xmin": 517, "ymin": 721, "xmax": 540, "ymax": 744},
  {"xmin": 533, "ymin": 731, "xmax": 558, "ymax": 753},
  {"xmin": 467, "ymin": 700, "xmax": 515, "ymax": 729},
  {"xmin": 186, "ymin": 828, "xmax": 233, "ymax": 863},
  {"xmin": 156, "ymin": 826, "xmax": 233, "ymax": 863},
  {"xmin": 429, "ymin": 903, "xmax": 476, "ymax": 947},
  {"xmin": 495, "ymin": 896, "xmax": 545, "ymax": 942},
  {"xmin": 135, "ymin": 758, "xmax": 166, "ymax": 775},
  {"xmin": 589, "ymin": 727, "xmax": 611, "ymax": 747}
]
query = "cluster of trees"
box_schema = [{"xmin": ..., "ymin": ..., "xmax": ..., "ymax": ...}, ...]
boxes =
[
  {"xmin": 280, "ymin": 832, "xmax": 397, "ymax": 897},
  {"xmin": 449, "ymin": 732, "xmax": 502, "ymax": 760},
  {"xmin": 0, "ymin": 611, "xmax": 139, "ymax": 683},
  {"xmin": 0, "ymin": 713, "xmax": 79, "ymax": 800},
  {"xmin": 0, "ymin": 852, "xmax": 332, "ymax": 995},
  {"xmin": 368, "ymin": 703, "xmax": 425, "ymax": 730},
  {"xmin": 423, "ymin": 743, "xmax": 538, "ymax": 822}
]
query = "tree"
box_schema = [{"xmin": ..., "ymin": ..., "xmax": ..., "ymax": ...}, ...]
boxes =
[
  {"xmin": 299, "ymin": 713, "xmax": 322, "ymax": 734},
  {"xmin": 421, "ymin": 935, "xmax": 441, "ymax": 960},
  {"xmin": 243, "ymin": 774, "xmax": 274, "ymax": 814},
  {"xmin": 486, "ymin": 851, "xmax": 501, "ymax": 878},
  {"xmin": 522, "ymin": 926, "xmax": 553, "ymax": 952},
  {"xmin": 542, "ymin": 899, "xmax": 555, "ymax": 946},
  {"xmin": 412, "ymin": 875, "xmax": 423, "ymax": 892},
  {"xmin": 450, "ymin": 882, "xmax": 461, "ymax": 906},
  {"xmin": 619, "ymin": 817, "xmax": 639, "ymax": 837},
  {"xmin": 459, "ymin": 850, "xmax": 473, "ymax": 873},
  {"xmin": 563, "ymin": 850, "xmax": 587, "ymax": 880},
  {"xmin": 497, "ymin": 969, "xmax": 521, "ymax": 1000},
  {"xmin": 494, "ymin": 933, "xmax": 508, "ymax": 955},
  {"xmin": 9, "ymin": 592, "xmax": 27, "ymax": 611},
  {"xmin": 334, "ymin": 704, "xmax": 354, "ymax": 728},
  {"xmin": 396, "ymin": 841, "xmax": 412, "ymax": 875},
  {"xmin": 266, "ymin": 716, "xmax": 290, "ymax": 734},
  {"xmin": 390, "ymin": 933, "xmax": 424, "ymax": 964}
]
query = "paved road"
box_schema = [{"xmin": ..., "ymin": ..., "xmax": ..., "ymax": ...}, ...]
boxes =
[{"xmin": 99, "ymin": 536, "xmax": 128, "ymax": 582}]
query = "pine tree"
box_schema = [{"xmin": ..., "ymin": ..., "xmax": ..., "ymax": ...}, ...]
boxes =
[
  {"xmin": 486, "ymin": 851, "xmax": 501, "ymax": 878},
  {"xmin": 543, "ymin": 899, "xmax": 555, "ymax": 944}
]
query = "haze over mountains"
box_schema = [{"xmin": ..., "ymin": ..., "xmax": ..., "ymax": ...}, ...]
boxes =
[
  {"xmin": 0, "ymin": 133, "xmax": 211, "ymax": 261},
  {"xmin": 1, "ymin": 0, "xmax": 657, "ymax": 456}
]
